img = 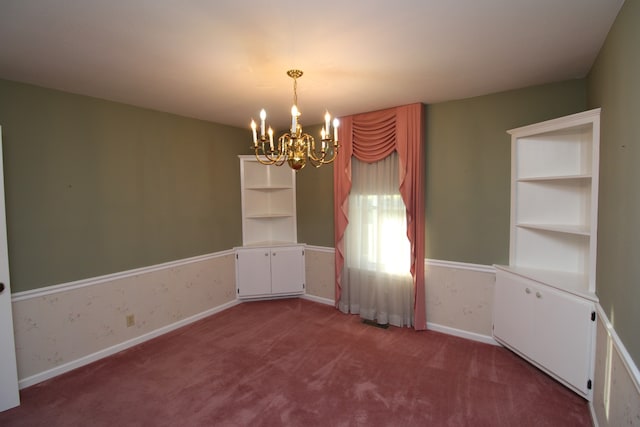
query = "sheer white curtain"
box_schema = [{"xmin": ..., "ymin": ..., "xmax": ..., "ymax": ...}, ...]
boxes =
[{"xmin": 338, "ymin": 152, "xmax": 414, "ymax": 327}]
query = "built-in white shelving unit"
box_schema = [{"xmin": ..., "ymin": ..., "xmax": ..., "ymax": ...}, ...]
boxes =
[
  {"xmin": 239, "ymin": 155, "xmax": 297, "ymax": 246},
  {"xmin": 235, "ymin": 156, "xmax": 304, "ymax": 299},
  {"xmin": 493, "ymin": 108, "xmax": 601, "ymax": 400}
]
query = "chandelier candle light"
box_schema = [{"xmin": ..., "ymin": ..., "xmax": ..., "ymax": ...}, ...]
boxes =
[{"xmin": 250, "ymin": 69, "xmax": 339, "ymax": 170}]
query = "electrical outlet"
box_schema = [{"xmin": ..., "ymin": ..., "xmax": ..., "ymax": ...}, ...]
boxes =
[{"xmin": 126, "ymin": 314, "xmax": 135, "ymax": 327}]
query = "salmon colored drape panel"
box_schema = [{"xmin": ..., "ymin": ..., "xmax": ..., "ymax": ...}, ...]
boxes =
[{"xmin": 334, "ymin": 103, "xmax": 426, "ymax": 330}]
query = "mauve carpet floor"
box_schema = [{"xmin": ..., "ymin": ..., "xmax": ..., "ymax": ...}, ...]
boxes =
[{"xmin": 0, "ymin": 298, "xmax": 591, "ymax": 426}]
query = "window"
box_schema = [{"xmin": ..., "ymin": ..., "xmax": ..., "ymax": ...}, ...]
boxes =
[{"xmin": 348, "ymin": 193, "xmax": 410, "ymax": 275}]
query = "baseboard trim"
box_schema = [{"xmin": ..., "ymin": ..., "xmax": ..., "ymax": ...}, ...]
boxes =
[
  {"xmin": 18, "ymin": 299, "xmax": 240, "ymax": 389},
  {"xmin": 12, "ymin": 249, "xmax": 235, "ymax": 302},
  {"xmin": 596, "ymin": 303, "xmax": 640, "ymax": 394},
  {"xmin": 427, "ymin": 321, "xmax": 499, "ymax": 346},
  {"xmin": 425, "ymin": 258, "xmax": 495, "ymax": 274},
  {"xmin": 301, "ymin": 296, "xmax": 498, "ymax": 345},
  {"xmin": 301, "ymin": 294, "xmax": 335, "ymax": 306}
]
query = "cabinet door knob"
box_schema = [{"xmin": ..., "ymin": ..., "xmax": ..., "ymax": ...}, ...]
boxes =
[
  {"xmin": 272, "ymin": 252, "xmax": 276, "ymax": 256},
  {"xmin": 525, "ymin": 288, "xmax": 531, "ymax": 294},
  {"xmin": 0, "ymin": 282, "xmax": 4, "ymax": 293},
  {"xmin": 536, "ymin": 292, "xmax": 542, "ymax": 298},
  {"xmin": 264, "ymin": 253, "xmax": 269, "ymax": 256}
]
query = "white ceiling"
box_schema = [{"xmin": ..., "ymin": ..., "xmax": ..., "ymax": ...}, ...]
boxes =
[{"xmin": 0, "ymin": 0, "xmax": 625, "ymax": 130}]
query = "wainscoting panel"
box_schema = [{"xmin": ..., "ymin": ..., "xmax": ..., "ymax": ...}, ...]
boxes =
[
  {"xmin": 304, "ymin": 246, "xmax": 335, "ymax": 303},
  {"xmin": 592, "ymin": 305, "xmax": 640, "ymax": 426},
  {"xmin": 425, "ymin": 259, "xmax": 496, "ymax": 341},
  {"xmin": 11, "ymin": 251, "xmax": 237, "ymax": 387}
]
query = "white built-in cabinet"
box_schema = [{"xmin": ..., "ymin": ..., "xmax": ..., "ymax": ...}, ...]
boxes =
[
  {"xmin": 236, "ymin": 245, "xmax": 305, "ymax": 298},
  {"xmin": 235, "ymin": 156, "xmax": 305, "ymax": 299},
  {"xmin": 493, "ymin": 108, "xmax": 600, "ymax": 400}
]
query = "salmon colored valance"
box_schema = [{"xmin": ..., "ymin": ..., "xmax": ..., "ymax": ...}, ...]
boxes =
[{"xmin": 334, "ymin": 103, "xmax": 426, "ymax": 330}]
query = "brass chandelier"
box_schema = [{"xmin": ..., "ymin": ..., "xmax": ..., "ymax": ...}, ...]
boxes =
[{"xmin": 250, "ymin": 69, "xmax": 339, "ymax": 170}]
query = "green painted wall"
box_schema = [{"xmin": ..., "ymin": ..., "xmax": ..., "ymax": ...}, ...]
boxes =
[
  {"xmin": 0, "ymin": 77, "xmax": 592, "ymax": 300},
  {"xmin": 425, "ymin": 80, "xmax": 587, "ymax": 264},
  {"xmin": 0, "ymin": 79, "xmax": 247, "ymax": 292},
  {"xmin": 587, "ymin": 0, "xmax": 640, "ymax": 366},
  {"xmin": 295, "ymin": 123, "xmax": 335, "ymax": 247}
]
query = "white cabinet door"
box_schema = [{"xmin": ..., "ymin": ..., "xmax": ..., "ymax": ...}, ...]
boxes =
[
  {"xmin": 236, "ymin": 247, "xmax": 271, "ymax": 298},
  {"xmin": 493, "ymin": 271, "xmax": 535, "ymax": 356},
  {"xmin": 493, "ymin": 269, "xmax": 595, "ymax": 398},
  {"xmin": 532, "ymin": 284, "xmax": 595, "ymax": 395},
  {"xmin": 270, "ymin": 246, "xmax": 305, "ymax": 295}
]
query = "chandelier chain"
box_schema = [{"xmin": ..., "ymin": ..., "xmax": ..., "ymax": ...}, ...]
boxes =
[{"xmin": 293, "ymin": 77, "xmax": 298, "ymax": 107}]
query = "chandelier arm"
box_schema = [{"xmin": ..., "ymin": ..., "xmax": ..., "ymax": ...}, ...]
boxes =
[
  {"xmin": 254, "ymin": 154, "xmax": 276, "ymax": 165},
  {"xmin": 254, "ymin": 140, "xmax": 286, "ymax": 165},
  {"xmin": 267, "ymin": 149, "xmax": 286, "ymax": 163},
  {"xmin": 309, "ymin": 146, "xmax": 338, "ymax": 165},
  {"xmin": 273, "ymin": 141, "xmax": 287, "ymax": 166},
  {"xmin": 308, "ymin": 159, "xmax": 322, "ymax": 168},
  {"xmin": 308, "ymin": 140, "xmax": 335, "ymax": 163},
  {"xmin": 307, "ymin": 149, "xmax": 325, "ymax": 163},
  {"xmin": 307, "ymin": 152, "xmax": 326, "ymax": 167},
  {"xmin": 254, "ymin": 150, "xmax": 277, "ymax": 165}
]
